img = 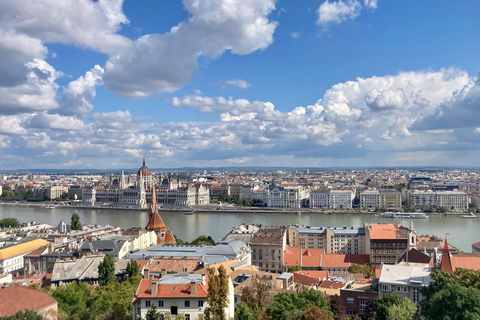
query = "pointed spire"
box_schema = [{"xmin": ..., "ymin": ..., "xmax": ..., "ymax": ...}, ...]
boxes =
[
  {"xmin": 440, "ymin": 235, "xmax": 454, "ymax": 273},
  {"xmin": 143, "ymin": 157, "xmax": 146, "ymax": 167},
  {"xmin": 150, "ymin": 185, "xmax": 157, "ymax": 215}
]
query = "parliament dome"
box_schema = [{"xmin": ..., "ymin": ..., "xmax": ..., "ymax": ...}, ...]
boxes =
[{"xmin": 137, "ymin": 158, "xmax": 152, "ymax": 176}]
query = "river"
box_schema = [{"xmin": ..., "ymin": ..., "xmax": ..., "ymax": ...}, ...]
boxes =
[{"xmin": 0, "ymin": 204, "xmax": 478, "ymax": 252}]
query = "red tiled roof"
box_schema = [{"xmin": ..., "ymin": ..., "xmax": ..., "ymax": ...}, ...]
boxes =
[
  {"xmin": 134, "ymin": 276, "xmax": 209, "ymax": 302},
  {"xmin": 283, "ymin": 246, "xmax": 324, "ymax": 268},
  {"xmin": 293, "ymin": 271, "xmax": 328, "ymax": 286},
  {"xmin": 368, "ymin": 224, "xmax": 398, "ymax": 239},
  {"xmin": 0, "ymin": 286, "xmax": 57, "ymax": 317},
  {"xmin": 318, "ymin": 280, "xmax": 345, "ymax": 289},
  {"xmin": 321, "ymin": 254, "xmax": 370, "ymax": 269}
]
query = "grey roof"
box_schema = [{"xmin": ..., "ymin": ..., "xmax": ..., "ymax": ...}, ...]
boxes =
[
  {"xmin": 158, "ymin": 273, "xmax": 203, "ymax": 284},
  {"xmin": 80, "ymin": 239, "xmax": 126, "ymax": 256},
  {"xmin": 378, "ymin": 264, "xmax": 432, "ymax": 287},
  {"xmin": 290, "ymin": 225, "xmax": 365, "ymax": 236},
  {"xmin": 277, "ymin": 272, "xmax": 294, "ymax": 280},
  {"xmin": 51, "ymin": 255, "xmax": 125, "ymax": 282}
]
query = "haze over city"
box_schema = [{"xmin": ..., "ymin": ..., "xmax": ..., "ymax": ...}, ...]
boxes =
[{"xmin": 0, "ymin": 0, "xmax": 479, "ymax": 169}]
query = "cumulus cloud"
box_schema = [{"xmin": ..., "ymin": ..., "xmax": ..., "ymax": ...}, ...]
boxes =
[
  {"xmin": 317, "ymin": 0, "xmax": 362, "ymax": 27},
  {"xmin": 103, "ymin": 0, "xmax": 277, "ymax": 98},
  {"xmin": 364, "ymin": 0, "xmax": 378, "ymax": 9},
  {"xmin": 24, "ymin": 112, "xmax": 87, "ymax": 131},
  {"xmin": 91, "ymin": 110, "xmax": 133, "ymax": 129},
  {"xmin": 56, "ymin": 65, "xmax": 105, "ymax": 118},
  {"xmin": 411, "ymin": 71, "xmax": 480, "ymax": 130}
]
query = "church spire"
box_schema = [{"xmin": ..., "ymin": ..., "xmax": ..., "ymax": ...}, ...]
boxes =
[
  {"xmin": 143, "ymin": 157, "xmax": 146, "ymax": 167},
  {"xmin": 440, "ymin": 235, "xmax": 454, "ymax": 273},
  {"xmin": 150, "ymin": 184, "xmax": 157, "ymax": 216}
]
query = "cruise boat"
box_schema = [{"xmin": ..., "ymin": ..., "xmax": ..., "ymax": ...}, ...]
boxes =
[
  {"xmin": 462, "ymin": 213, "xmax": 478, "ymax": 218},
  {"xmin": 375, "ymin": 212, "xmax": 429, "ymax": 219}
]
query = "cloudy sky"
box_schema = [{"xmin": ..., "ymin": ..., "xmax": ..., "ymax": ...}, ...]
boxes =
[{"xmin": 0, "ymin": 0, "xmax": 479, "ymax": 169}]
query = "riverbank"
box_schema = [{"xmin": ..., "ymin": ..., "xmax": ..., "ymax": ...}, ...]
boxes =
[{"xmin": 0, "ymin": 201, "xmax": 467, "ymax": 215}]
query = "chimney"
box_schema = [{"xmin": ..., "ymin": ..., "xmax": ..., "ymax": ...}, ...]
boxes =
[
  {"xmin": 202, "ymin": 274, "xmax": 206, "ymax": 287},
  {"xmin": 190, "ymin": 280, "xmax": 197, "ymax": 296},
  {"xmin": 161, "ymin": 268, "xmax": 167, "ymax": 278},
  {"xmin": 143, "ymin": 268, "xmax": 150, "ymax": 280},
  {"xmin": 150, "ymin": 279, "xmax": 158, "ymax": 296}
]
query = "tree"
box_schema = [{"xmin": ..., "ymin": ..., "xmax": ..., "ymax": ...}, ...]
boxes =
[
  {"xmin": 98, "ymin": 254, "xmax": 116, "ymax": 285},
  {"xmin": 70, "ymin": 212, "xmax": 82, "ymax": 230},
  {"xmin": 375, "ymin": 293, "xmax": 417, "ymax": 320},
  {"xmin": 0, "ymin": 217, "xmax": 21, "ymax": 228},
  {"xmin": 329, "ymin": 295, "xmax": 347, "ymax": 320},
  {"xmin": 126, "ymin": 260, "xmax": 140, "ymax": 277},
  {"xmin": 303, "ymin": 305, "xmax": 334, "ymax": 320},
  {"xmin": 240, "ymin": 275, "xmax": 275, "ymax": 320},
  {"xmin": 51, "ymin": 281, "xmax": 91, "ymax": 318},
  {"xmin": 234, "ymin": 301, "xmax": 255, "ymax": 320},
  {"xmin": 266, "ymin": 289, "xmax": 331, "ymax": 320},
  {"xmin": 145, "ymin": 305, "xmax": 161, "ymax": 320},
  {"xmin": 0, "ymin": 310, "xmax": 43, "ymax": 320},
  {"xmin": 205, "ymin": 265, "xmax": 229, "ymax": 320},
  {"xmin": 190, "ymin": 235, "xmax": 216, "ymax": 246},
  {"xmin": 420, "ymin": 269, "xmax": 480, "ymax": 320},
  {"xmin": 287, "ymin": 265, "xmax": 302, "ymax": 272}
]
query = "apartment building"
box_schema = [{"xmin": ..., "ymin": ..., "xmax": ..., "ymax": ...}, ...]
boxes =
[
  {"xmin": 309, "ymin": 189, "xmax": 355, "ymax": 209},
  {"xmin": 360, "ymin": 189, "xmax": 402, "ymax": 210},
  {"xmin": 251, "ymin": 227, "xmax": 286, "ymax": 273},
  {"xmin": 407, "ymin": 190, "xmax": 469, "ymax": 211},
  {"xmin": 266, "ymin": 182, "xmax": 309, "ymax": 208},
  {"xmin": 287, "ymin": 225, "xmax": 366, "ymax": 254}
]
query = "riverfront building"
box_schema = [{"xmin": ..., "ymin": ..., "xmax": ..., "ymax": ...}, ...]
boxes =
[
  {"xmin": 309, "ymin": 189, "xmax": 355, "ymax": 209},
  {"xmin": 360, "ymin": 189, "xmax": 402, "ymax": 210},
  {"xmin": 82, "ymin": 159, "xmax": 209, "ymax": 208},
  {"xmin": 407, "ymin": 190, "xmax": 468, "ymax": 211}
]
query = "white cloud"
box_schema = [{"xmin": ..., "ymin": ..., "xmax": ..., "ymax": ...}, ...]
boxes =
[
  {"xmin": 364, "ymin": 0, "xmax": 378, "ymax": 9},
  {"xmin": 225, "ymin": 79, "xmax": 252, "ymax": 89},
  {"xmin": 0, "ymin": 115, "xmax": 28, "ymax": 134},
  {"xmin": 91, "ymin": 110, "xmax": 133, "ymax": 129},
  {"xmin": 103, "ymin": 0, "xmax": 277, "ymax": 98},
  {"xmin": 24, "ymin": 112, "xmax": 87, "ymax": 131},
  {"xmin": 317, "ymin": 0, "xmax": 362, "ymax": 27},
  {"xmin": 290, "ymin": 31, "xmax": 302, "ymax": 38},
  {"xmin": 56, "ymin": 65, "xmax": 105, "ymax": 118}
]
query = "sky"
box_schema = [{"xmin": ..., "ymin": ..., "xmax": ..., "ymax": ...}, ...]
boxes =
[{"xmin": 0, "ymin": 0, "xmax": 480, "ymax": 169}]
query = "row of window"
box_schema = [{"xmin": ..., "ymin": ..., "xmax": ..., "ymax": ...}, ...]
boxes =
[
  {"xmin": 373, "ymin": 242, "xmax": 405, "ymax": 248},
  {"xmin": 145, "ymin": 300, "xmax": 204, "ymax": 308}
]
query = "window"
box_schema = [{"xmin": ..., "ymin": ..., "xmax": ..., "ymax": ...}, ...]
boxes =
[
  {"xmin": 397, "ymin": 286, "xmax": 401, "ymax": 292},
  {"xmin": 198, "ymin": 300, "xmax": 204, "ymax": 308},
  {"xmin": 158, "ymin": 300, "xmax": 164, "ymax": 307},
  {"xmin": 381, "ymin": 284, "xmax": 392, "ymax": 292},
  {"xmin": 185, "ymin": 315, "xmax": 190, "ymax": 320},
  {"xmin": 403, "ymin": 286, "xmax": 408, "ymax": 293},
  {"xmin": 185, "ymin": 300, "xmax": 190, "ymax": 307},
  {"xmin": 346, "ymin": 310, "xmax": 355, "ymax": 316},
  {"xmin": 347, "ymin": 297, "xmax": 354, "ymax": 304},
  {"xmin": 145, "ymin": 300, "xmax": 151, "ymax": 307},
  {"xmin": 360, "ymin": 300, "xmax": 368, "ymax": 311}
]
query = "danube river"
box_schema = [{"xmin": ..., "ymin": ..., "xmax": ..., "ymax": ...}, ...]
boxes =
[{"xmin": 0, "ymin": 204, "xmax": 478, "ymax": 252}]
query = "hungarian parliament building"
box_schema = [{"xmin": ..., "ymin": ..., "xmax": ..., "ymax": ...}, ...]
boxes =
[{"xmin": 82, "ymin": 160, "xmax": 210, "ymax": 208}]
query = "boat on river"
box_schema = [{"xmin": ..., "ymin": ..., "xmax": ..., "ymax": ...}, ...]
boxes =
[
  {"xmin": 462, "ymin": 213, "xmax": 478, "ymax": 218},
  {"xmin": 375, "ymin": 212, "xmax": 429, "ymax": 219}
]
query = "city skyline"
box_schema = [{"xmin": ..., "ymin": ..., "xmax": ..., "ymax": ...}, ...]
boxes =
[{"xmin": 0, "ymin": 0, "xmax": 479, "ymax": 169}]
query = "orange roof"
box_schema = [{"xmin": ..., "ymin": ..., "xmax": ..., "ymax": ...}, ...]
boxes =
[
  {"xmin": 284, "ymin": 246, "xmax": 324, "ymax": 268},
  {"xmin": 146, "ymin": 212, "xmax": 167, "ymax": 230},
  {"xmin": 321, "ymin": 254, "xmax": 370, "ymax": 269},
  {"xmin": 318, "ymin": 280, "xmax": 345, "ymax": 289},
  {"xmin": 134, "ymin": 276, "xmax": 209, "ymax": 302},
  {"xmin": 0, "ymin": 286, "xmax": 57, "ymax": 317},
  {"xmin": 368, "ymin": 224, "xmax": 399, "ymax": 239},
  {"xmin": 451, "ymin": 256, "xmax": 480, "ymax": 271},
  {"xmin": 293, "ymin": 271, "xmax": 328, "ymax": 286}
]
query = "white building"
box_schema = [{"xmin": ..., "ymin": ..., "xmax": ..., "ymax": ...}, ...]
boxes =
[
  {"xmin": 407, "ymin": 190, "xmax": 469, "ymax": 211},
  {"xmin": 133, "ymin": 271, "xmax": 235, "ymax": 320},
  {"xmin": 310, "ymin": 189, "xmax": 355, "ymax": 209},
  {"xmin": 266, "ymin": 182, "xmax": 309, "ymax": 208},
  {"xmin": 359, "ymin": 189, "xmax": 380, "ymax": 209}
]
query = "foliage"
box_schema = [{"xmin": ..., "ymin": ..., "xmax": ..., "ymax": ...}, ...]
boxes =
[
  {"xmin": 0, "ymin": 217, "xmax": 21, "ymax": 228},
  {"xmin": 266, "ymin": 288, "xmax": 331, "ymax": 320},
  {"xmin": 329, "ymin": 295, "xmax": 347, "ymax": 320},
  {"xmin": 395, "ymin": 184, "xmax": 405, "ymax": 193},
  {"xmin": 187, "ymin": 235, "xmax": 216, "ymax": 246},
  {"xmin": 347, "ymin": 264, "xmax": 376, "ymax": 279},
  {"xmin": 374, "ymin": 207, "xmax": 388, "ymax": 213},
  {"xmin": 205, "ymin": 265, "xmax": 229, "ymax": 320},
  {"xmin": 98, "ymin": 254, "xmax": 116, "ymax": 286},
  {"xmin": 55, "ymin": 192, "xmax": 70, "ymax": 201},
  {"xmin": 173, "ymin": 234, "xmax": 185, "ymax": 245},
  {"xmin": 303, "ymin": 305, "xmax": 334, "ymax": 320},
  {"xmin": 234, "ymin": 301, "xmax": 256, "ymax": 320},
  {"xmin": 240, "ymin": 275, "xmax": 275, "ymax": 320},
  {"xmin": 287, "ymin": 265, "xmax": 302, "ymax": 272},
  {"xmin": 126, "ymin": 260, "xmax": 140, "ymax": 277},
  {"xmin": 0, "ymin": 310, "xmax": 43, "ymax": 320},
  {"xmin": 70, "ymin": 212, "xmax": 82, "ymax": 230},
  {"xmin": 420, "ymin": 269, "xmax": 480, "ymax": 320},
  {"xmin": 0, "ymin": 189, "xmax": 46, "ymax": 202},
  {"xmin": 436, "ymin": 206, "xmax": 449, "ymax": 213},
  {"xmin": 146, "ymin": 305, "xmax": 161, "ymax": 320},
  {"xmin": 48, "ymin": 275, "xmax": 141, "ymax": 320},
  {"xmin": 375, "ymin": 293, "xmax": 417, "ymax": 320},
  {"xmin": 403, "ymin": 206, "xmax": 416, "ymax": 213}
]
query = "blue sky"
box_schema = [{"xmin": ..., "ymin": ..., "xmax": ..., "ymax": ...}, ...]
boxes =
[{"xmin": 0, "ymin": 0, "xmax": 480, "ymax": 169}]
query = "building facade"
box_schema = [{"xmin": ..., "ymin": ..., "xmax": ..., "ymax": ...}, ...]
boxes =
[
  {"xmin": 251, "ymin": 227, "xmax": 286, "ymax": 273},
  {"xmin": 310, "ymin": 189, "xmax": 355, "ymax": 209}
]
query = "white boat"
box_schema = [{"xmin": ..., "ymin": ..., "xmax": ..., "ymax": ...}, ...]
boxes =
[
  {"xmin": 463, "ymin": 213, "xmax": 477, "ymax": 218},
  {"xmin": 375, "ymin": 212, "xmax": 429, "ymax": 219}
]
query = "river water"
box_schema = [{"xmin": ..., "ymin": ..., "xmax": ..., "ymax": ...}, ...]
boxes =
[{"xmin": 0, "ymin": 204, "xmax": 478, "ymax": 252}]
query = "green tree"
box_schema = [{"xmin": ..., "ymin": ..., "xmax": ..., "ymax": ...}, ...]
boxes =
[
  {"xmin": 234, "ymin": 301, "xmax": 255, "ymax": 320},
  {"xmin": 329, "ymin": 295, "xmax": 347, "ymax": 320},
  {"xmin": 146, "ymin": 305, "xmax": 161, "ymax": 320},
  {"xmin": 126, "ymin": 260, "xmax": 140, "ymax": 277},
  {"xmin": 98, "ymin": 254, "xmax": 116, "ymax": 285},
  {"xmin": 240, "ymin": 275, "xmax": 275, "ymax": 320},
  {"xmin": 420, "ymin": 269, "xmax": 480, "ymax": 320},
  {"xmin": 0, "ymin": 310, "xmax": 43, "ymax": 320},
  {"xmin": 287, "ymin": 265, "xmax": 302, "ymax": 272},
  {"xmin": 0, "ymin": 217, "xmax": 21, "ymax": 228},
  {"xmin": 266, "ymin": 289, "xmax": 331, "ymax": 320},
  {"xmin": 70, "ymin": 212, "xmax": 82, "ymax": 230},
  {"xmin": 205, "ymin": 265, "xmax": 229, "ymax": 320},
  {"xmin": 189, "ymin": 235, "xmax": 216, "ymax": 246},
  {"xmin": 51, "ymin": 281, "xmax": 91, "ymax": 318},
  {"xmin": 375, "ymin": 293, "xmax": 417, "ymax": 320}
]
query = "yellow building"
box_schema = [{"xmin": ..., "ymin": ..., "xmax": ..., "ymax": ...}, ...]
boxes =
[{"xmin": 0, "ymin": 239, "xmax": 51, "ymax": 273}]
